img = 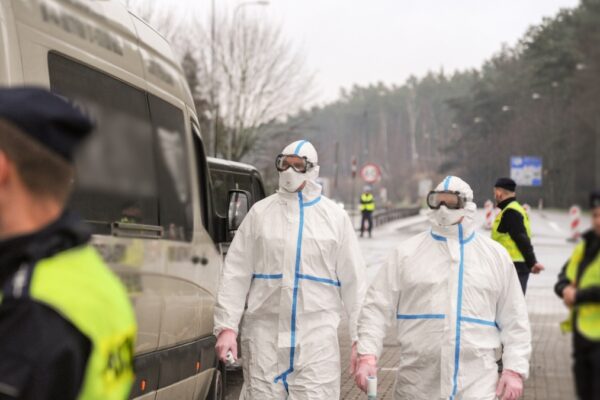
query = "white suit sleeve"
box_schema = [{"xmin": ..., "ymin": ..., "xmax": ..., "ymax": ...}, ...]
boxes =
[
  {"xmin": 213, "ymin": 209, "xmax": 255, "ymax": 336},
  {"xmin": 336, "ymin": 214, "xmax": 367, "ymax": 343},
  {"xmin": 357, "ymin": 251, "xmax": 401, "ymax": 358},
  {"xmin": 496, "ymin": 249, "xmax": 532, "ymax": 379}
]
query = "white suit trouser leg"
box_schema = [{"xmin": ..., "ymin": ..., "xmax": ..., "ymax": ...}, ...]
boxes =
[{"xmin": 239, "ymin": 334, "xmax": 341, "ymax": 400}]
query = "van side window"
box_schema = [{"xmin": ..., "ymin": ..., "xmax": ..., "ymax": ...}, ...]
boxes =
[
  {"xmin": 48, "ymin": 52, "xmax": 159, "ymax": 231},
  {"xmin": 148, "ymin": 95, "xmax": 192, "ymax": 241},
  {"xmin": 210, "ymin": 169, "xmax": 229, "ymax": 218}
]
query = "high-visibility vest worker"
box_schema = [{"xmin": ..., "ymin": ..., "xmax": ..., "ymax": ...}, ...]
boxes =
[
  {"xmin": 1, "ymin": 244, "xmax": 137, "ymax": 399},
  {"xmin": 0, "ymin": 87, "xmax": 136, "ymax": 400},
  {"xmin": 360, "ymin": 193, "xmax": 375, "ymax": 212},
  {"xmin": 561, "ymin": 238, "xmax": 600, "ymax": 340},
  {"xmin": 492, "ymin": 201, "xmax": 532, "ymax": 262}
]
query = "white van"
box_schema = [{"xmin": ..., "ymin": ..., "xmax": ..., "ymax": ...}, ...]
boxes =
[{"xmin": 0, "ymin": 1, "xmax": 237, "ymax": 399}]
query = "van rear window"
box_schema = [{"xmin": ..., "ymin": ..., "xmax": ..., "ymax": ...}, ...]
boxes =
[{"xmin": 48, "ymin": 52, "xmax": 192, "ymax": 241}]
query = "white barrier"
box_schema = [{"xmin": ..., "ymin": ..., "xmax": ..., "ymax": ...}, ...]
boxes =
[
  {"xmin": 569, "ymin": 205, "xmax": 582, "ymax": 242},
  {"xmin": 484, "ymin": 200, "xmax": 494, "ymax": 230}
]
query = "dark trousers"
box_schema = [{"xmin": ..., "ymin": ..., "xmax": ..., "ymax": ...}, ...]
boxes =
[
  {"xmin": 515, "ymin": 262, "xmax": 530, "ymax": 295},
  {"xmin": 574, "ymin": 332, "xmax": 600, "ymax": 400},
  {"xmin": 360, "ymin": 211, "xmax": 373, "ymax": 237}
]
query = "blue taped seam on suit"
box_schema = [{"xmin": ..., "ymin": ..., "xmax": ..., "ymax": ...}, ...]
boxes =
[
  {"xmin": 293, "ymin": 140, "xmax": 308, "ymax": 155},
  {"xmin": 397, "ymin": 314, "xmax": 446, "ymax": 320},
  {"xmin": 274, "ymin": 192, "xmax": 305, "ymax": 387},
  {"xmin": 460, "ymin": 316, "xmax": 499, "ymax": 329},
  {"xmin": 431, "ymin": 231, "xmax": 448, "ymax": 242},
  {"xmin": 253, "ymin": 273, "xmax": 283, "ymax": 279},
  {"xmin": 274, "ymin": 190, "xmax": 335, "ymax": 391},
  {"xmin": 443, "ymin": 176, "xmax": 452, "ymax": 190},
  {"xmin": 298, "ymin": 273, "xmax": 341, "ymax": 287},
  {"xmin": 449, "ymin": 223, "xmax": 465, "ymax": 400},
  {"xmin": 303, "ymin": 196, "xmax": 322, "ymax": 207},
  {"xmin": 462, "ymin": 232, "xmax": 475, "ymax": 244}
]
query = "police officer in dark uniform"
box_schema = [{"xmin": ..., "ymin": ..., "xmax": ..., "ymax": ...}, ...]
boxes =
[
  {"xmin": 492, "ymin": 177, "xmax": 544, "ymax": 294},
  {"xmin": 555, "ymin": 191, "xmax": 600, "ymax": 400},
  {"xmin": 0, "ymin": 87, "xmax": 136, "ymax": 400}
]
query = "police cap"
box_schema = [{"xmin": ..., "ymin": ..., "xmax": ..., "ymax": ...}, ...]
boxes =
[
  {"xmin": 494, "ymin": 177, "xmax": 517, "ymax": 192},
  {"xmin": 0, "ymin": 86, "xmax": 93, "ymax": 162}
]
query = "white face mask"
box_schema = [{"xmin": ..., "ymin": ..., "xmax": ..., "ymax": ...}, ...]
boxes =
[
  {"xmin": 432, "ymin": 205, "xmax": 465, "ymax": 226},
  {"xmin": 279, "ymin": 169, "xmax": 306, "ymax": 193}
]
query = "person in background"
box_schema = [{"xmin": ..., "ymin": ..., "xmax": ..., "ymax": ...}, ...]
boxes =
[
  {"xmin": 360, "ymin": 185, "xmax": 375, "ymax": 238},
  {"xmin": 0, "ymin": 87, "xmax": 136, "ymax": 399},
  {"xmin": 554, "ymin": 190, "xmax": 600, "ymax": 400},
  {"xmin": 492, "ymin": 177, "xmax": 544, "ymax": 294}
]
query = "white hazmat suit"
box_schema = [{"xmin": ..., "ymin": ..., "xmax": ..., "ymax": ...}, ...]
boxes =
[
  {"xmin": 357, "ymin": 176, "xmax": 531, "ymax": 400},
  {"xmin": 214, "ymin": 140, "xmax": 367, "ymax": 399}
]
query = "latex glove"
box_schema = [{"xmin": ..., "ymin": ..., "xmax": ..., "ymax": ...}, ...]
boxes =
[
  {"xmin": 531, "ymin": 263, "xmax": 545, "ymax": 274},
  {"xmin": 496, "ymin": 369, "xmax": 523, "ymax": 400},
  {"xmin": 354, "ymin": 355, "xmax": 377, "ymax": 393},
  {"xmin": 215, "ymin": 329, "xmax": 237, "ymax": 363},
  {"xmin": 350, "ymin": 342, "xmax": 358, "ymax": 375}
]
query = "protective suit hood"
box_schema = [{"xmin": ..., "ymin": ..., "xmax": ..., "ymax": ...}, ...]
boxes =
[
  {"xmin": 277, "ymin": 140, "xmax": 321, "ymax": 201},
  {"xmin": 427, "ymin": 176, "xmax": 477, "ymax": 238}
]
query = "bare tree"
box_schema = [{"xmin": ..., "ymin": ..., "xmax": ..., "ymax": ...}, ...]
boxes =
[{"xmin": 125, "ymin": 1, "xmax": 315, "ymax": 161}]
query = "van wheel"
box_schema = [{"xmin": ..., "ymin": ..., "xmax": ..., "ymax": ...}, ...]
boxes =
[{"xmin": 207, "ymin": 364, "xmax": 225, "ymax": 400}]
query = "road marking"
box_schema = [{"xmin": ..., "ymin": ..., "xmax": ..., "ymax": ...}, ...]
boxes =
[
  {"xmin": 379, "ymin": 367, "xmax": 398, "ymax": 371},
  {"xmin": 548, "ymin": 221, "xmax": 564, "ymax": 233}
]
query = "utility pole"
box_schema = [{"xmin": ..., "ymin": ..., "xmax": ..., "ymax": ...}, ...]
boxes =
[{"xmin": 209, "ymin": 0, "xmax": 217, "ymax": 157}]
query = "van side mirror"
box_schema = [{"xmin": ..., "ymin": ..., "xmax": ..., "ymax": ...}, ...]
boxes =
[{"xmin": 228, "ymin": 190, "xmax": 250, "ymax": 233}]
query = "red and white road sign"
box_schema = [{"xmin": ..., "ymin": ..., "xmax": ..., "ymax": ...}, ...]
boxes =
[
  {"xmin": 360, "ymin": 163, "xmax": 381, "ymax": 184},
  {"xmin": 569, "ymin": 205, "xmax": 582, "ymax": 242}
]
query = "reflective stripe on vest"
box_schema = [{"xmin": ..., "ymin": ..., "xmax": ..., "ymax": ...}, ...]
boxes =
[
  {"xmin": 360, "ymin": 193, "xmax": 375, "ymax": 212},
  {"xmin": 561, "ymin": 241, "xmax": 600, "ymax": 340},
  {"xmin": 30, "ymin": 245, "xmax": 136, "ymax": 399},
  {"xmin": 491, "ymin": 202, "xmax": 532, "ymax": 262}
]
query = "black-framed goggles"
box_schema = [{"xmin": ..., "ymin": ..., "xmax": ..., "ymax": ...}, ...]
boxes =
[
  {"xmin": 275, "ymin": 154, "xmax": 315, "ymax": 173},
  {"xmin": 426, "ymin": 190, "xmax": 467, "ymax": 210}
]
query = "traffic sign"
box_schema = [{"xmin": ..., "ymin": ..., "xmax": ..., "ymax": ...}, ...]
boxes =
[
  {"xmin": 360, "ymin": 163, "xmax": 381, "ymax": 183},
  {"xmin": 510, "ymin": 156, "xmax": 542, "ymax": 187}
]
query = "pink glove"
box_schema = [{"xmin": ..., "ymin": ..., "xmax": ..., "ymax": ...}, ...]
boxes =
[
  {"xmin": 354, "ymin": 355, "xmax": 377, "ymax": 393},
  {"xmin": 215, "ymin": 329, "xmax": 237, "ymax": 363},
  {"xmin": 350, "ymin": 342, "xmax": 358, "ymax": 375},
  {"xmin": 496, "ymin": 369, "xmax": 523, "ymax": 400}
]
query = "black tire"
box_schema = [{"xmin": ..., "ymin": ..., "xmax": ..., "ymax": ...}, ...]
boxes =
[{"xmin": 207, "ymin": 363, "xmax": 225, "ymax": 400}]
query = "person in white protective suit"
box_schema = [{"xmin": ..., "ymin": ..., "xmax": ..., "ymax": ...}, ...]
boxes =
[
  {"xmin": 213, "ymin": 139, "xmax": 367, "ymax": 399},
  {"xmin": 354, "ymin": 176, "xmax": 532, "ymax": 400}
]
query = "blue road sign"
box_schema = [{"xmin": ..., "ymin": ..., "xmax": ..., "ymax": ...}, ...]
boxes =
[{"xmin": 510, "ymin": 156, "xmax": 543, "ymax": 187}]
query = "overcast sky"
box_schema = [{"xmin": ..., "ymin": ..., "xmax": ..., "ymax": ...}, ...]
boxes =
[{"xmin": 152, "ymin": 0, "xmax": 580, "ymax": 104}]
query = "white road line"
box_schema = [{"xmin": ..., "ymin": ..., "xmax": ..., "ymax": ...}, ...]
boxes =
[
  {"xmin": 548, "ymin": 221, "xmax": 564, "ymax": 233},
  {"xmin": 379, "ymin": 367, "xmax": 398, "ymax": 371}
]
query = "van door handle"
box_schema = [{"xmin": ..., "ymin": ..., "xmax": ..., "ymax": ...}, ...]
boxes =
[
  {"xmin": 192, "ymin": 255, "xmax": 209, "ymax": 266},
  {"xmin": 111, "ymin": 222, "xmax": 163, "ymax": 239}
]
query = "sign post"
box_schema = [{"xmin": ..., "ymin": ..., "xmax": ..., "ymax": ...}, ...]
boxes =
[{"xmin": 351, "ymin": 157, "xmax": 357, "ymax": 212}]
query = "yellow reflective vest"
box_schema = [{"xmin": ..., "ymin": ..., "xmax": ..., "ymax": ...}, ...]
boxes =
[
  {"xmin": 561, "ymin": 240, "xmax": 600, "ymax": 340},
  {"xmin": 20, "ymin": 245, "xmax": 136, "ymax": 399},
  {"xmin": 491, "ymin": 201, "xmax": 532, "ymax": 262},
  {"xmin": 360, "ymin": 193, "xmax": 375, "ymax": 212}
]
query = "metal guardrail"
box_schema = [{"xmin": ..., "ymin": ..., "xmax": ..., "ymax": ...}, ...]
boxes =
[{"xmin": 372, "ymin": 207, "xmax": 421, "ymax": 227}]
